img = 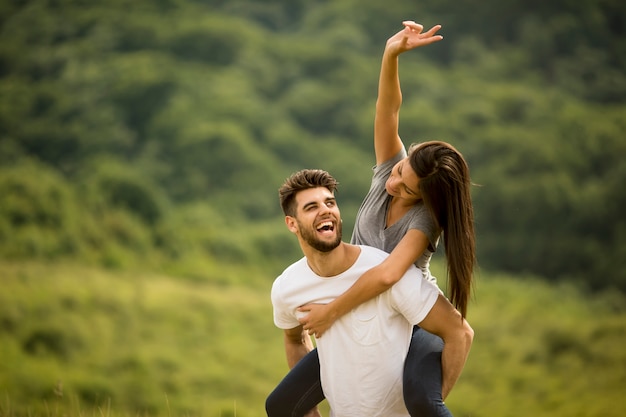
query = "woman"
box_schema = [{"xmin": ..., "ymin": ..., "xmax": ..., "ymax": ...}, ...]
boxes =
[{"xmin": 266, "ymin": 21, "xmax": 476, "ymax": 417}]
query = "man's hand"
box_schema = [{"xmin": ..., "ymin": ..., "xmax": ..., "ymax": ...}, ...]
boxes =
[{"xmin": 298, "ymin": 303, "xmax": 336, "ymax": 338}]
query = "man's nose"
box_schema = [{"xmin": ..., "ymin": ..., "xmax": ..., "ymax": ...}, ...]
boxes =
[{"xmin": 318, "ymin": 203, "xmax": 334, "ymax": 216}]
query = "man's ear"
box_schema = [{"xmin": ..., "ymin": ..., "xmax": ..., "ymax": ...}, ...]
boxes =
[{"xmin": 285, "ymin": 216, "xmax": 298, "ymax": 234}]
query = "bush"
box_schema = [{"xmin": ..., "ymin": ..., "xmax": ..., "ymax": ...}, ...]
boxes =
[{"xmin": 0, "ymin": 160, "xmax": 81, "ymax": 258}]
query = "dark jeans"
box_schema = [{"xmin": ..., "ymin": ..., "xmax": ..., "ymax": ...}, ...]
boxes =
[
  {"xmin": 266, "ymin": 348, "xmax": 323, "ymax": 417},
  {"xmin": 265, "ymin": 326, "xmax": 453, "ymax": 417}
]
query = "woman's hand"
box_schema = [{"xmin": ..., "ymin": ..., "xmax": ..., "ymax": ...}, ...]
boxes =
[
  {"xmin": 297, "ymin": 303, "xmax": 337, "ymax": 338},
  {"xmin": 385, "ymin": 21, "xmax": 443, "ymax": 56}
]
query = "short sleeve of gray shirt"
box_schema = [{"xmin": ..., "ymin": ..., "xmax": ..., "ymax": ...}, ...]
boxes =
[{"xmin": 350, "ymin": 149, "xmax": 440, "ymax": 283}]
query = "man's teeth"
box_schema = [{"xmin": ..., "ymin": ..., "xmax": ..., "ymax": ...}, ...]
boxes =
[{"xmin": 317, "ymin": 221, "xmax": 333, "ymax": 231}]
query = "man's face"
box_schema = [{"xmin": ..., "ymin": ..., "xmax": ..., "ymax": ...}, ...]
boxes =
[{"xmin": 289, "ymin": 187, "xmax": 342, "ymax": 252}]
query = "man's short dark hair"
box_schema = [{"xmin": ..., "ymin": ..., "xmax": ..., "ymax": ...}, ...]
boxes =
[{"xmin": 278, "ymin": 169, "xmax": 339, "ymax": 216}]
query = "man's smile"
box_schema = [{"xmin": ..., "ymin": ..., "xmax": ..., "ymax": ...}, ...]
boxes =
[{"xmin": 316, "ymin": 220, "xmax": 335, "ymax": 235}]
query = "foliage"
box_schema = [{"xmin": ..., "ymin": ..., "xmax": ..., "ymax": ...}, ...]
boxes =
[
  {"xmin": 0, "ymin": 261, "xmax": 625, "ymax": 416},
  {"xmin": 0, "ymin": 2, "xmax": 625, "ymax": 287},
  {"xmin": 2, "ymin": 2, "xmax": 625, "ymax": 415}
]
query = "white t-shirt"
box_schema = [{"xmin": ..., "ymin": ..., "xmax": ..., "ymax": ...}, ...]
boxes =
[{"xmin": 271, "ymin": 245, "xmax": 440, "ymax": 417}]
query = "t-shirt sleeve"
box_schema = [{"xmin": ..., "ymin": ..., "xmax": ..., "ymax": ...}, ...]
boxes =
[
  {"xmin": 407, "ymin": 205, "xmax": 439, "ymax": 252},
  {"xmin": 390, "ymin": 266, "xmax": 440, "ymax": 325},
  {"xmin": 271, "ymin": 276, "xmax": 301, "ymax": 330},
  {"xmin": 372, "ymin": 149, "xmax": 406, "ymax": 180}
]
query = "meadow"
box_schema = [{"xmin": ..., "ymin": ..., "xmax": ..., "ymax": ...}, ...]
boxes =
[
  {"xmin": 1, "ymin": 1, "xmax": 625, "ymax": 415},
  {"xmin": 1, "ymin": 260, "xmax": 625, "ymax": 417}
]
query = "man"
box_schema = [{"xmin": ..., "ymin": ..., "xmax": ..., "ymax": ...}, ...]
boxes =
[{"xmin": 269, "ymin": 169, "xmax": 473, "ymax": 416}]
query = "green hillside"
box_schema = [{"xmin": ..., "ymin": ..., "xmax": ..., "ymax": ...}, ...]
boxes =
[
  {"xmin": 1, "ymin": 0, "xmax": 626, "ymax": 415},
  {"xmin": 0, "ymin": 261, "xmax": 625, "ymax": 416},
  {"xmin": 1, "ymin": 0, "xmax": 625, "ymax": 291}
]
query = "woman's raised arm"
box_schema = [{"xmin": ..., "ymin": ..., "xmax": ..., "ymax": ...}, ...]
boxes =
[{"xmin": 374, "ymin": 22, "xmax": 443, "ymax": 165}]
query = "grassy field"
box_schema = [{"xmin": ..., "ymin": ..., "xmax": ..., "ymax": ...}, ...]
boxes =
[{"xmin": 0, "ymin": 261, "xmax": 625, "ymax": 416}]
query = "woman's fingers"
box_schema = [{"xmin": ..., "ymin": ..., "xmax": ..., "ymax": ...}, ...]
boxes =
[
  {"xmin": 402, "ymin": 21, "xmax": 442, "ymax": 40},
  {"xmin": 423, "ymin": 24, "xmax": 443, "ymax": 37},
  {"xmin": 402, "ymin": 20, "xmax": 423, "ymax": 33}
]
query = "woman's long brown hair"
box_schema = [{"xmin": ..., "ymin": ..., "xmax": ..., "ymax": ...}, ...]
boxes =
[{"xmin": 409, "ymin": 141, "xmax": 476, "ymax": 318}]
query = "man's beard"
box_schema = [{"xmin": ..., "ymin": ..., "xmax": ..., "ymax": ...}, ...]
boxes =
[{"xmin": 298, "ymin": 219, "xmax": 342, "ymax": 253}]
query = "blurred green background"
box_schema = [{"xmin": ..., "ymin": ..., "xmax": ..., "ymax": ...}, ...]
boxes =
[{"xmin": 0, "ymin": 0, "xmax": 625, "ymax": 415}]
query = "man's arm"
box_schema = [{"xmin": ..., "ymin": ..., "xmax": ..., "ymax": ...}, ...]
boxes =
[
  {"xmin": 417, "ymin": 294, "xmax": 474, "ymax": 399},
  {"xmin": 283, "ymin": 325, "xmax": 316, "ymax": 369},
  {"xmin": 282, "ymin": 326, "xmax": 322, "ymax": 417}
]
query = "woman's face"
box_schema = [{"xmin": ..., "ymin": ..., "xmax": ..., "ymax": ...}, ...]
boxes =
[{"xmin": 385, "ymin": 158, "xmax": 421, "ymax": 202}]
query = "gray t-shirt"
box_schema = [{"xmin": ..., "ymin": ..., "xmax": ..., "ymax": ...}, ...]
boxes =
[{"xmin": 351, "ymin": 149, "xmax": 440, "ymax": 283}]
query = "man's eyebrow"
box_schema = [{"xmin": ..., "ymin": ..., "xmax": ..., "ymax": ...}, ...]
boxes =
[{"xmin": 302, "ymin": 201, "xmax": 318, "ymax": 210}]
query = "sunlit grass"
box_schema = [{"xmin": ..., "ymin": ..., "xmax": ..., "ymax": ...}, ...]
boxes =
[{"xmin": 0, "ymin": 261, "xmax": 624, "ymax": 416}]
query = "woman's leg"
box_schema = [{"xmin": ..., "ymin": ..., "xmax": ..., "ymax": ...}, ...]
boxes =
[
  {"xmin": 266, "ymin": 348, "xmax": 325, "ymax": 417},
  {"xmin": 403, "ymin": 326, "xmax": 453, "ymax": 417}
]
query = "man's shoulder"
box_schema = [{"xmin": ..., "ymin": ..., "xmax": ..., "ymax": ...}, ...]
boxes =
[
  {"xmin": 271, "ymin": 256, "xmax": 309, "ymax": 303},
  {"xmin": 357, "ymin": 244, "xmax": 390, "ymax": 260},
  {"xmin": 354, "ymin": 245, "xmax": 400, "ymax": 271},
  {"xmin": 275, "ymin": 256, "xmax": 309, "ymax": 282}
]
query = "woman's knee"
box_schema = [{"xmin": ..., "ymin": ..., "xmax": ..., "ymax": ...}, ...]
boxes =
[
  {"xmin": 265, "ymin": 388, "xmax": 287, "ymax": 417},
  {"xmin": 266, "ymin": 349, "xmax": 323, "ymax": 417}
]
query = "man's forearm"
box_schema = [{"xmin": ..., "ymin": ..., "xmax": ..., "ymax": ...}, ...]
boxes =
[
  {"xmin": 284, "ymin": 328, "xmax": 315, "ymax": 369},
  {"xmin": 441, "ymin": 319, "xmax": 474, "ymax": 399}
]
